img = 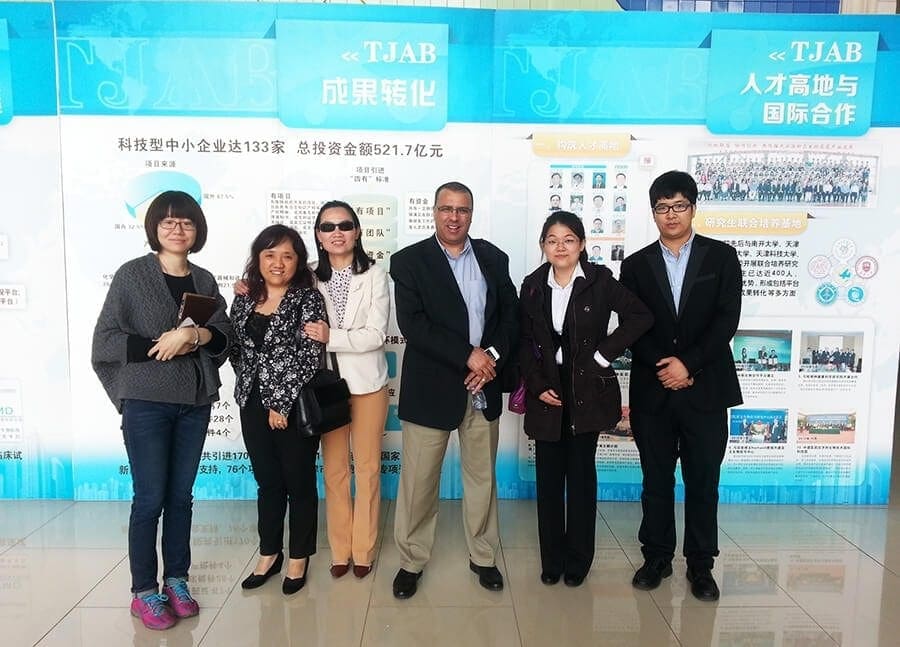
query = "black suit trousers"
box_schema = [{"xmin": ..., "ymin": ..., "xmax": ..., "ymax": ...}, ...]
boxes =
[
  {"xmin": 241, "ymin": 385, "xmax": 320, "ymax": 560},
  {"xmin": 630, "ymin": 391, "xmax": 727, "ymax": 570},
  {"xmin": 534, "ymin": 429, "xmax": 600, "ymax": 578}
]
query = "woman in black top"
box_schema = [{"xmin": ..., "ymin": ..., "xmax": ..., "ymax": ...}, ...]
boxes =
[
  {"xmin": 92, "ymin": 191, "xmax": 231, "ymax": 630},
  {"xmin": 519, "ymin": 211, "xmax": 652, "ymax": 587},
  {"xmin": 229, "ymin": 224, "xmax": 326, "ymax": 595}
]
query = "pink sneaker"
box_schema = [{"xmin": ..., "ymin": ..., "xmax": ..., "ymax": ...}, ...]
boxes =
[
  {"xmin": 130, "ymin": 593, "xmax": 177, "ymax": 630},
  {"xmin": 163, "ymin": 579, "xmax": 200, "ymax": 618}
]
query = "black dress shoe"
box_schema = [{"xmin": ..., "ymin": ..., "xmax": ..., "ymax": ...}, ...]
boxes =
[
  {"xmin": 563, "ymin": 572, "xmax": 586, "ymax": 587},
  {"xmin": 686, "ymin": 567, "xmax": 720, "ymax": 601},
  {"xmin": 241, "ymin": 552, "xmax": 284, "ymax": 590},
  {"xmin": 469, "ymin": 561, "xmax": 504, "ymax": 591},
  {"xmin": 392, "ymin": 568, "xmax": 422, "ymax": 599},
  {"xmin": 631, "ymin": 559, "xmax": 673, "ymax": 591},
  {"xmin": 540, "ymin": 572, "xmax": 561, "ymax": 585},
  {"xmin": 282, "ymin": 559, "xmax": 310, "ymax": 595}
]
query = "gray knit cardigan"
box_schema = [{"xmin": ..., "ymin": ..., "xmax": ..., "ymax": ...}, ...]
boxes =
[{"xmin": 92, "ymin": 253, "xmax": 233, "ymax": 413}]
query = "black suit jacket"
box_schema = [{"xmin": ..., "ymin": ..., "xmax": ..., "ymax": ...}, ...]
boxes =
[
  {"xmin": 619, "ymin": 234, "xmax": 743, "ymax": 414},
  {"xmin": 519, "ymin": 261, "xmax": 653, "ymax": 440},
  {"xmin": 390, "ymin": 236, "xmax": 519, "ymax": 430}
]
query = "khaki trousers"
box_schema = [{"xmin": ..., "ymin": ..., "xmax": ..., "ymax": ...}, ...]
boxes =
[
  {"xmin": 320, "ymin": 387, "xmax": 388, "ymax": 566},
  {"xmin": 393, "ymin": 397, "xmax": 500, "ymax": 571}
]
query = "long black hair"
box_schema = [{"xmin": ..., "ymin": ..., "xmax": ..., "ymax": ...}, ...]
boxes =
[
  {"xmin": 243, "ymin": 224, "xmax": 314, "ymax": 304},
  {"xmin": 539, "ymin": 210, "xmax": 588, "ymax": 264},
  {"xmin": 312, "ymin": 200, "xmax": 372, "ymax": 282}
]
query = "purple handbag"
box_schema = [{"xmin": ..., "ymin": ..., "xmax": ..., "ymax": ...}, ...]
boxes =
[
  {"xmin": 507, "ymin": 379, "xmax": 526, "ymax": 415},
  {"xmin": 508, "ymin": 338, "xmax": 540, "ymax": 415}
]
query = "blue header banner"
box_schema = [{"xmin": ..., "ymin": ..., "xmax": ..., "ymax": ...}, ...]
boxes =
[
  {"xmin": 51, "ymin": 2, "xmax": 900, "ymax": 132},
  {"xmin": 276, "ymin": 19, "xmax": 448, "ymax": 131},
  {"xmin": 55, "ymin": 1, "xmax": 279, "ymax": 116},
  {"xmin": 0, "ymin": 19, "xmax": 12, "ymax": 125},
  {"xmin": 0, "ymin": 3, "xmax": 57, "ymax": 117},
  {"xmin": 57, "ymin": 36, "xmax": 279, "ymax": 115},
  {"xmin": 707, "ymin": 30, "xmax": 878, "ymax": 136}
]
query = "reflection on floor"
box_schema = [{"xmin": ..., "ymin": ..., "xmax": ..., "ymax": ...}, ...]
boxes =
[{"xmin": 3, "ymin": 497, "xmax": 900, "ymax": 646}]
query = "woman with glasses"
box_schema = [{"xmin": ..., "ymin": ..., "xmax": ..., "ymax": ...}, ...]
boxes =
[
  {"xmin": 231, "ymin": 225, "xmax": 326, "ymax": 596},
  {"xmin": 92, "ymin": 191, "xmax": 232, "ymax": 630},
  {"xmin": 305, "ymin": 201, "xmax": 390, "ymax": 580},
  {"xmin": 518, "ymin": 211, "xmax": 652, "ymax": 587}
]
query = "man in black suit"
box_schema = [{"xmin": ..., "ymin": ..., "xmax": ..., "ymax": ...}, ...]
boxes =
[
  {"xmin": 619, "ymin": 170, "xmax": 742, "ymax": 602},
  {"xmin": 389, "ymin": 181, "xmax": 518, "ymax": 600}
]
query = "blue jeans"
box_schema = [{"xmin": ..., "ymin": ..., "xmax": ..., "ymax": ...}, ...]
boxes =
[{"xmin": 121, "ymin": 399, "xmax": 211, "ymax": 593}]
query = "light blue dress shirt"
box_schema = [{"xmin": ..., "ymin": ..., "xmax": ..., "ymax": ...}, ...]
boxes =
[
  {"xmin": 437, "ymin": 235, "xmax": 487, "ymax": 347},
  {"xmin": 659, "ymin": 231, "xmax": 695, "ymax": 315}
]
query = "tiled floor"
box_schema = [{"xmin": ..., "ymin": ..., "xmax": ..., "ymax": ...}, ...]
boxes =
[{"xmin": 3, "ymin": 496, "xmax": 900, "ymax": 646}]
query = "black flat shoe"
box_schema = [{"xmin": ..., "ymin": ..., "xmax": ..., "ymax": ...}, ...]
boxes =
[
  {"xmin": 241, "ymin": 552, "xmax": 284, "ymax": 590},
  {"xmin": 282, "ymin": 559, "xmax": 310, "ymax": 595},
  {"xmin": 540, "ymin": 572, "xmax": 561, "ymax": 585},
  {"xmin": 563, "ymin": 572, "xmax": 586, "ymax": 587}
]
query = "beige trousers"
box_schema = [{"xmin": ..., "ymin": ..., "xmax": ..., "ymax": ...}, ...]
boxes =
[
  {"xmin": 320, "ymin": 387, "xmax": 388, "ymax": 566},
  {"xmin": 393, "ymin": 397, "xmax": 500, "ymax": 571}
]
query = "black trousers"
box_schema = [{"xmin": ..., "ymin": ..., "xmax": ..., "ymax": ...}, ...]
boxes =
[
  {"xmin": 241, "ymin": 386, "xmax": 319, "ymax": 559},
  {"xmin": 534, "ymin": 430, "xmax": 601, "ymax": 578},
  {"xmin": 630, "ymin": 392, "xmax": 727, "ymax": 570}
]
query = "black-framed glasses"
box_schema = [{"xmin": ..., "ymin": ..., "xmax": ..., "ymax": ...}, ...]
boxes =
[
  {"xmin": 158, "ymin": 218, "xmax": 196, "ymax": 231},
  {"xmin": 652, "ymin": 202, "xmax": 693, "ymax": 215},
  {"xmin": 318, "ymin": 221, "xmax": 356, "ymax": 232},
  {"xmin": 435, "ymin": 205, "xmax": 472, "ymax": 217}
]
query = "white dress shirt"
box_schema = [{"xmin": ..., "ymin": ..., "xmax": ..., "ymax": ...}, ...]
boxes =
[{"xmin": 546, "ymin": 263, "xmax": 610, "ymax": 367}]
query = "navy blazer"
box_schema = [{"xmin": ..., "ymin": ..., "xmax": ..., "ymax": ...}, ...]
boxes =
[
  {"xmin": 619, "ymin": 234, "xmax": 743, "ymax": 414},
  {"xmin": 390, "ymin": 236, "xmax": 519, "ymax": 430}
]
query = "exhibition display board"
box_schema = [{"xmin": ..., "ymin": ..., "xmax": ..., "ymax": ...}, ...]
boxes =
[{"xmin": 0, "ymin": 2, "xmax": 897, "ymax": 503}]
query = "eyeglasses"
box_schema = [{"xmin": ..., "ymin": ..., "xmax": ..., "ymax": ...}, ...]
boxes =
[
  {"xmin": 543, "ymin": 237, "xmax": 580, "ymax": 248},
  {"xmin": 159, "ymin": 219, "xmax": 196, "ymax": 231},
  {"xmin": 318, "ymin": 221, "xmax": 356, "ymax": 232},
  {"xmin": 652, "ymin": 202, "xmax": 693, "ymax": 215},
  {"xmin": 435, "ymin": 205, "xmax": 472, "ymax": 217}
]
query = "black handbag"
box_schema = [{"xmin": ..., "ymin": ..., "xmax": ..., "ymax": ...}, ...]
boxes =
[{"xmin": 291, "ymin": 351, "xmax": 351, "ymax": 437}]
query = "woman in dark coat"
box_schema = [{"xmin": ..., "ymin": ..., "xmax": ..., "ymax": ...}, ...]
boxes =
[{"xmin": 519, "ymin": 211, "xmax": 653, "ymax": 587}]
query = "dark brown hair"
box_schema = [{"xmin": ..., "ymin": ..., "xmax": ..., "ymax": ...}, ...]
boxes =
[
  {"xmin": 433, "ymin": 181, "xmax": 473, "ymax": 209},
  {"xmin": 649, "ymin": 170, "xmax": 698, "ymax": 207},
  {"xmin": 242, "ymin": 225, "xmax": 314, "ymax": 304},
  {"xmin": 539, "ymin": 211, "xmax": 588, "ymax": 264},
  {"xmin": 144, "ymin": 191, "xmax": 208, "ymax": 253}
]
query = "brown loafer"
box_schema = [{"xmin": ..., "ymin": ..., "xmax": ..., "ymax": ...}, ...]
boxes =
[
  {"xmin": 353, "ymin": 564, "xmax": 372, "ymax": 579},
  {"xmin": 330, "ymin": 563, "xmax": 350, "ymax": 579}
]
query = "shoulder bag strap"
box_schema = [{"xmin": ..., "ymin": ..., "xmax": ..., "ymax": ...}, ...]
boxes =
[
  {"xmin": 329, "ymin": 352, "xmax": 341, "ymax": 377},
  {"xmin": 320, "ymin": 307, "xmax": 339, "ymax": 376}
]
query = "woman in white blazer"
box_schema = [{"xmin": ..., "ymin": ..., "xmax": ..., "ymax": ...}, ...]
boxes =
[{"xmin": 303, "ymin": 201, "xmax": 390, "ymax": 579}]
